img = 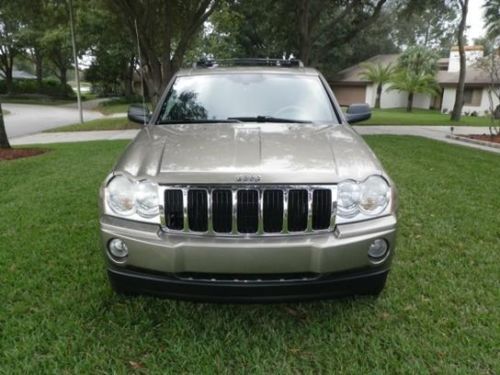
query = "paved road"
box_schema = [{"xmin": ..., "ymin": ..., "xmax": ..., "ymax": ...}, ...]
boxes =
[
  {"xmin": 3, "ymin": 103, "xmax": 104, "ymax": 138},
  {"xmin": 10, "ymin": 125, "xmax": 500, "ymax": 154}
]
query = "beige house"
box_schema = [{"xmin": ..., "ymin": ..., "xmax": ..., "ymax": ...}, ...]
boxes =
[{"xmin": 330, "ymin": 46, "xmax": 500, "ymax": 115}]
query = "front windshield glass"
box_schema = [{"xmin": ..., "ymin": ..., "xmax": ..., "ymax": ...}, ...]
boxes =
[{"xmin": 158, "ymin": 73, "xmax": 338, "ymax": 123}]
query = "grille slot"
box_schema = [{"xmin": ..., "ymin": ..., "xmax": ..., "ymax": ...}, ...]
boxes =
[
  {"xmin": 188, "ymin": 189, "xmax": 208, "ymax": 231},
  {"xmin": 162, "ymin": 186, "xmax": 335, "ymax": 236},
  {"xmin": 164, "ymin": 189, "xmax": 184, "ymax": 230},
  {"xmin": 312, "ymin": 189, "xmax": 332, "ymax": 230},
  {"xmin": 263, "ymin": 190, "xmax": 284, "ymax": 232},
  {"xmin": 212, "ymin": 190, "xmax": 232, "ymax": 233},
  {"xmin": 288, "ymin": 189, "xmax": 308, "ymax": 231},
  {"xmin": 237, "ymin": 190, "xmax": 259, "ymax": 233}
]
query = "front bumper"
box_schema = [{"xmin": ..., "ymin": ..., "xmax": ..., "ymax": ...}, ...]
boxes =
[
  {"xmin": 108, "ymin": 266, "xmax": 389, "ymax": 302},
  {"xmin": 100, "ymin": 214, "xmax": 396, "ymax": 300}
]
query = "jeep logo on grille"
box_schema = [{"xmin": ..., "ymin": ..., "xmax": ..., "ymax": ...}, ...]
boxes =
[{"xmin": 236, "ymin": 175, "xmax": 261, "ymax": 183}]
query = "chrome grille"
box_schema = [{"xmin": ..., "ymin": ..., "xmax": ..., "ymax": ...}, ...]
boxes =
[{"xmin": 161, "ymin": 185, "xmax": 337, "ymax": 236}]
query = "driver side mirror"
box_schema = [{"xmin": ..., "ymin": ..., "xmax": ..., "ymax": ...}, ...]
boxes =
[
  {"xmin": 345, "ymin": 103, "xmax": 371, "ymax": 124},
  {"xmin": 128, "ymin": 104, "xmax": 151, "ymax": 125}
]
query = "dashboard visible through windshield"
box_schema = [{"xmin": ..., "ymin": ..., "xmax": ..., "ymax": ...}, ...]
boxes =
[{"xmin": 157, "ymin": 73, "xmax": 338, "ymax": 124}]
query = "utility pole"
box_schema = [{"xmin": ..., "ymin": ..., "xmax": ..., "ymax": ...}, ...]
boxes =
[{"xmin": 69, "ymin": 0, "xmax": 83, "ymax": 124}]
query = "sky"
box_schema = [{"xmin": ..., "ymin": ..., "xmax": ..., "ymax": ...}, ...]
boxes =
[{"xmin": 466, "ymin": 0, "xmax": 486, "ymax": 42}]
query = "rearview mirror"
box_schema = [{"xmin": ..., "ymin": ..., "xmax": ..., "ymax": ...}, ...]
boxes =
[
  {"xmin": 345, "ymin": 103, "xmax": 371, "ymax": 124},
  {"xmin": 128, "ymin": 104, "xmax": 151, "ymax": 125}
]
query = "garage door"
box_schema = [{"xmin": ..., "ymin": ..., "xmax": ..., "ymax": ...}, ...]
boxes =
[{"xmin": 331, "ymin": 85, "xmax": 366, "ymax": 106}]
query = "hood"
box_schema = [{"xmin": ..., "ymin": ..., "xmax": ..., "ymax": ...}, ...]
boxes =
[{"xmin": 114, "ymin": 123, "xmax": 384, "ymax": 184}]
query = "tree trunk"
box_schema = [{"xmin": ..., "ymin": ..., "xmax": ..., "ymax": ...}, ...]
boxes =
[
  {"xmin": 35, "ymin": 50, "xmax": 43, "ymax": 92},
  {"xmin": 407, "ymin": 92, "xmax": 414, "ymax": 112},
  {"xmin": 59, "ymin": 67, "xmax": 67, "ymax": 88},
  {"xmin": 0, "ymin": 103, "xmax": 11, "ymax": 149},
  {"xmin": 123, "ymin": 57, "xmax": 135, "ymax": 98},
  {"xmin": 375, "ymin": 83, "xmax": 382, "ymax": 109},
  {"xmin": 297, "ymin": 0, "xmax": 312, "ymax": 65},
  {"xmin": 451, "ymin": 0, "xmax": 469, "ymax": 121},
  {"xmin": 4, "ymin": 66, "xmax": 13, "ymax": 95}
]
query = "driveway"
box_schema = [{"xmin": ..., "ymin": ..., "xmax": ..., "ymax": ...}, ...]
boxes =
[{"xmin": 3, "ymin": 103, "xmax": 104, "ymax": 138}]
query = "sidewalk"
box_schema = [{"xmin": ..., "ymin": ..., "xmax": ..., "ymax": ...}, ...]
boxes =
[{"xmin": 9, "ymin": 125, "xmax": 500, "ymax": 154}]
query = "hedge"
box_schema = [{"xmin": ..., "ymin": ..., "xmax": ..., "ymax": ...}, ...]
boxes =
[{"xmin": 0, "ymin": 79, "xmax": 75, "ymax": 98}]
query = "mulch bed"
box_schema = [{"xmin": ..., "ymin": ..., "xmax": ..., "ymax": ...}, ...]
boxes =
[
  {"xmin": 464, "ymin": 134, "xmax": 500, "ymax": 145},
  {"xmin": 0, "ymin": 148, "xmax": 48, "ymax": 161}
]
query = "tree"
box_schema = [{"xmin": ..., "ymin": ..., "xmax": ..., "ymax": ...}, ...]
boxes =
[
  {"xmin": 397, "ymin": 45, "xmax": 439, "ymax": 75},
  {"xmin": 0, "ymin": 1, "xmax": 22, "ymax": 94},
  {"xmin": 476, "ymin": 40, "xmax": 500, "ymax": 136},
  {"xmin": 450, "ymin": 0, "xmax": 469, "ymax": 122},
  {"xmin": 359, "ymin": 62, "xmax": 394, "ymax": 108},
  {"xmin": 41, "ymin": 0, "xmax": 75, "ymax": 89},
  {"xmin": 388, "ymin": 71, "xmax": 440, "ymax": 112},
  {"xmin": 390, "ymin": 0, "xmax": 459, "ymax": 55},
  {"xmin": 483, "ymin": 0, "xmax": 500, "ymax": 38},
  {"xmin": 107, "ymin": 0, "xmax": 219, "ymax": 106},
  {"xmin": 389, "ymin": 46, "xmax": 439, "ymax": 112},
  {"xmin": 16, "ymin": 0, "xmax": 47, "ymax": 91},
  {"xmin": 0, "ymin": 103, "xmax": 10, "ymax": 149},
  {"xmin": 80, "ymin": 1, "xmax": 136, "ymax": 97}
]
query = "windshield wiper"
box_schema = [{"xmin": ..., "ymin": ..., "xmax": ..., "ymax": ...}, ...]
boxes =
[
  {"xmin": 157, "ymin": 118, "xmax": 242, "ymax": 124},
  {"xmin": 227, "ymin": 116, "xmax": 312, "ymax": 123}
]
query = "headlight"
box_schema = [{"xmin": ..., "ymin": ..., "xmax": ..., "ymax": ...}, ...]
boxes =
[
  {"xmin": 337, "ymin": 180, "xmax": 360, "ymax": 217},
  {"xmin": 105, "ymin": 175, "xmax": 160, "ymax": 221},
  {"xmin": 359, "ymin": 175, "xmax": 390, "ymax": 215},
  {"xmin": 135, "ymin": 181, "xmax": 160, "ymax": 218},
  {"xmin": 337, "ymin": 175, "xmax": 390, "ymax": 221},
  {"xmin": 107, "ymin": 175, "xmax": 136, "ymax": 216}
]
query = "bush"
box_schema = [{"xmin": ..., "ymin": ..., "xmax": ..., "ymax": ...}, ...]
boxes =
[{"xmin": 0, "ymin": 78, "xmax": 75, "ymax": 98}]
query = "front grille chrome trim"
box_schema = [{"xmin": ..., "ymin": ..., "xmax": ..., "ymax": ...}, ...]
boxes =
[{"xmin": 160, "ymin": 185, "xmax": 337, "ymax": 237}]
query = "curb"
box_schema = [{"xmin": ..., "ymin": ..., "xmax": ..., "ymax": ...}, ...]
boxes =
[{"xmin": 446, "ymin": 134, "xmax": 500, "ymax": 149}]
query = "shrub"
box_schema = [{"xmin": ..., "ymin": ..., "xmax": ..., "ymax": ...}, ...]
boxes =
[{"xmin": 0, "ymin": 78, "xmax": 75, "ymax": 98}]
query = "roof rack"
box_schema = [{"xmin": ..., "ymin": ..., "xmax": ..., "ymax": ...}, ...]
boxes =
[{"xmin": 193, "ymin": 58, "xmax": 304, "ymax": 69}]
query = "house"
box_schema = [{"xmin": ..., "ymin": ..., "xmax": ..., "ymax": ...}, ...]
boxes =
[
  {"xmin": 330, "ymin": 46, "xmax": 500, "ymax": 115},
  {"xmin": 0, "ymin": 68, "xmax": 37, "ymax": 80}
]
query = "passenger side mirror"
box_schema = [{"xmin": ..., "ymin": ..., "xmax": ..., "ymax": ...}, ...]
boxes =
[
  {"xmin": 128, "ymin": 104, "xmax": 151, "ymax": 125},
  {"xmin": 345, "ymin": 103, "xmax": 371, "ymax": 124}
]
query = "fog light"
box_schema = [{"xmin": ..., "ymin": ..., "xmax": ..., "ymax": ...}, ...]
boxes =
[
  {"xmin": 368, "ymin": 238, "xmax": 389, "ymax": 260},
  {"xmin": 108, "ymin": 238, "xmax": 128, "ymax": 259}
]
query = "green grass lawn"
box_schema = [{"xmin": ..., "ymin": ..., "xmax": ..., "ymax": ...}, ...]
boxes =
[
  {"xmin": 0, "ymin": 137, "xmax": 499, "ymax": 373},
  {"xmin": 360, "ymin": 108, "xmax": 494, "ymax": 126},
  {"xmin": 45, "ymin": 117, "xmax": 140, "ymax": 132},
  {"xmin": 97, "ymin": 98, "xmax": 150, "ymax": 115}
]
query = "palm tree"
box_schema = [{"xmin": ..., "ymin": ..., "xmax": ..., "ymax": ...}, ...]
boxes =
[
  {"xmin": 388, "ymin": 71, "xmax": 440, "ymax": 112},
  {"xmin": 484, "ymin": 0, "xmax": 500, "ymax": 37},
  {"xmin": 359, "ymin": 62, "xmax": 394, "ymax": 109}
]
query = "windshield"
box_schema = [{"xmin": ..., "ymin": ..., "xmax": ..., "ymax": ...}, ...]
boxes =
[{"xmin": 157, "ymin": 73, "xmax": 338, "ymax": 124}]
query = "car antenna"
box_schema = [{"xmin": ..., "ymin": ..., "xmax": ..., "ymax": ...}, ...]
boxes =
[{"xmin": 134, "ymin": 19, "xmax": 147, "ymax": 127}]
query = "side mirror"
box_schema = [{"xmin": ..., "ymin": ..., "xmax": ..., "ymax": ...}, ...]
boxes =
[
  {"xmin": 345, "ymin": 103, "xmax": 371, "ymax": 124},
  {"xmin": 127, "ymin": 104, "xmax": 151, "ymax": 125}
]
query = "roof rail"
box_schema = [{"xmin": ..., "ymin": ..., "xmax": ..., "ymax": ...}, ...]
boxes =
[{"xmin": 193, "ymin": 58, "xmax": 304, "ymax": 69}]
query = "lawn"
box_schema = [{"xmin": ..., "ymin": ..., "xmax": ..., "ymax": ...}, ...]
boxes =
[
  {"xmin": 359, "ymin": 108, "xmax": 494, "ymax": 126},
  {"xmin": 97, "ymin": 97, "xmax": 150, "ymax": 115},
  {"xmin": 45, "ymin": 117, "xmax": 140, "ymax": 132},
  {"xmin": 0, "ymin": 137, "xmax": 499, "ymax": 373}
]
